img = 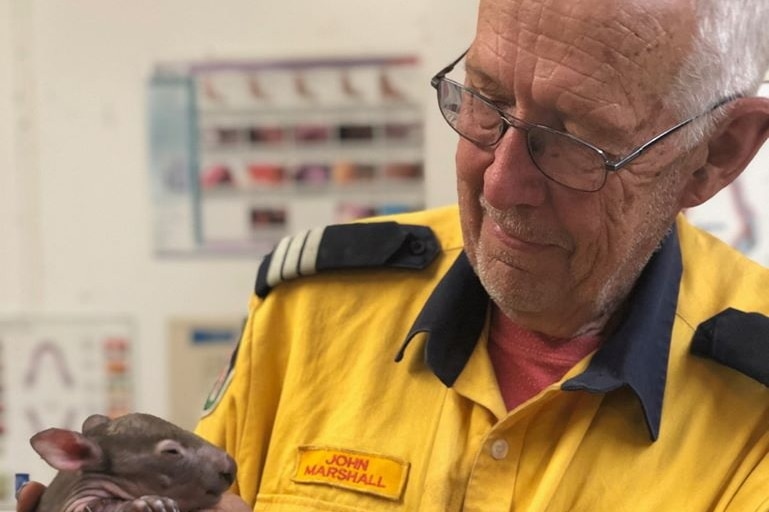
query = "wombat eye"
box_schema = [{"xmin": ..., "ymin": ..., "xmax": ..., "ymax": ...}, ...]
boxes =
[{"xmin": 156, "ymin": 439, "xmax": 185, "ymax": 456}]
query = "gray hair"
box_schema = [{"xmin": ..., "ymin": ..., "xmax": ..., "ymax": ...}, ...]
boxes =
[{"xmin": 666, "ymin": 0, "xmax": 769, "ymax": 147}]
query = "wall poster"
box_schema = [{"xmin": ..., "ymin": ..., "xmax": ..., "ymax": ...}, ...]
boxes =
[
  {"xmin": 149, "ymin": 55, "xmax": 425, "ymax": 256},
  {"xmin": 167, "ymin": 318, "xmax": 241, "ymax": 431},
  {"xmin": 0, "ymin": 317, "xmax": 134, "ymax": 505}
]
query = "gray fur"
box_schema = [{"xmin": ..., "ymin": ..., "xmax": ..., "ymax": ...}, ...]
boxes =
[{"xmin": 30, "ymin": 413, "xmax": 236, "ymax": 512}]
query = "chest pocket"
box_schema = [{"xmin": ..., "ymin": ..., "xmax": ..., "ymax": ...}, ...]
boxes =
[{"xmin": 255, "ymin": 493, "xmax": 400, "ymax": 512}]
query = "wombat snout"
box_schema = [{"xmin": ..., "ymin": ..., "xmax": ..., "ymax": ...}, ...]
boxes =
[
  {"xmin": 218, "ymin": 453, "xmax": 236, "ymax": 487},
  {"xmin": 202, "ymin": 444, "xmax": 237, "ymax": 492}
]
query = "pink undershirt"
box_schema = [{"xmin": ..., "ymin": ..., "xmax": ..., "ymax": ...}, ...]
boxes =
[{"xmin": 488, "ymin": 304, "xmax": 603, "ymax": 411}]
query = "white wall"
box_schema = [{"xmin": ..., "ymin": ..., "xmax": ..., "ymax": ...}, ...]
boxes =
[
  {"xmin": 0, "ymin": 0, "xmax": 43, "ymax": 311},
  {"xmin": 0, "ymin": 0, "xmax": 13, "ymax": 305},
  {"xmin": 0, "ymin": 1, "xmax": 479, "ymax": 417}
]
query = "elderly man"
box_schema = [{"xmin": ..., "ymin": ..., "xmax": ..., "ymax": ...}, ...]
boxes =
[{"xmin": 19, "ymin": 0, "xmax": 769, "ymax": 510}]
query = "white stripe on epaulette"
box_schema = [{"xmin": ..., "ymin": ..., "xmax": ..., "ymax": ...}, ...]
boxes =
[
  {"xmin": 266, "ymin": 227, "xmax": 326, "ymax": 288},
  {"xmin": 282, "ymin": 230, "xmax": 309, "ymax": 281},
  {"xmin": 266, "ymin": 236, "xmax": 291, "ymax": 288},
  {"xmin": 300, "ymin": 227, "xmax": 325, "ymax": 275}
]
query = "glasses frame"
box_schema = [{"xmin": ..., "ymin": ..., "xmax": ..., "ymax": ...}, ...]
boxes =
[{"xmin": 431, "ymin": 49, "xmax": 739, "ymax": 191}]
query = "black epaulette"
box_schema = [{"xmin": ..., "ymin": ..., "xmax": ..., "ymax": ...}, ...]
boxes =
[
  {"xmin": 254, "ymin": 221, "xmax": 440, "ymax": 298},
  {"xmin": 691, "ymin": 308, "xmax": 769, "ymax": 386}
]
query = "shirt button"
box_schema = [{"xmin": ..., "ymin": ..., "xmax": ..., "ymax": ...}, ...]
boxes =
[{"xmin": 490, "ymin": 439, "xmax": 509, "ymax": 460}]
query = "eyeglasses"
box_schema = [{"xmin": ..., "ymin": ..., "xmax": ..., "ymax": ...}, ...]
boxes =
[{"xmin": 431, "ymin": 50, "xmax": 738, "ymax": 192}]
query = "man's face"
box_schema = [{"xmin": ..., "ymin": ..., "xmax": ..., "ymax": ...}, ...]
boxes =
[{"xmin": 458, "ymin": 0, "xmax": 703, "ymax": 337}]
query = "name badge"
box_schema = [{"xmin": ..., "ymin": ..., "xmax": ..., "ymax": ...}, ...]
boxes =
[{"xmin": 293, "ymin": 446, "xmax": 410, "ymax": 501}]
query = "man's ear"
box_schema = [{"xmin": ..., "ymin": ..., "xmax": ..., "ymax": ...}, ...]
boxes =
[{"xmin": 681, "ymin": 96, "xmax": 769, "ymax": 208}]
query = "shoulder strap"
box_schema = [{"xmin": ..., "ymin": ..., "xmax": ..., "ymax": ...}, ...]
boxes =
[
  {"xmin": 254, "ymin": 221, "xmax": 440, "ymax": 298},
  {"xmin": 691, "ymin": 307, "xmax": 769, "ymax": 386}
]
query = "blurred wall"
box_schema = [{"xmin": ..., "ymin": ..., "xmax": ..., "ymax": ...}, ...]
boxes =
[{"xmin": 0, "ymin": 0, "xmax": 479, "ymax": 417}]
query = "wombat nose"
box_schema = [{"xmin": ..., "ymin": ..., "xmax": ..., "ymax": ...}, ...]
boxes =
[
  {"xmin": 219, "ymin": 454, "xmax": 236, "ymax": 486},
  {"xmin": 220, "ymin": 470, "xmax": 235, "ymax": 486}
]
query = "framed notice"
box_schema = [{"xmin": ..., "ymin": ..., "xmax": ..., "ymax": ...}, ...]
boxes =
[
  {"xmin": 149, "ymin": 55, "xmax": 425, "ymax": 257},
  {"xmin": 0, "ymin": 317, "xmax": 134, "ymax": 503},
  {"xmin": 167, "ymin": 318, "xmax": 241, "ymax": 431}
]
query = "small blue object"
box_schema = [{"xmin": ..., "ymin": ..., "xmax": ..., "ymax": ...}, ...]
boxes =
[{"xmin": 14, "ymin": 473, "xmax": 30, "ymax": 497}]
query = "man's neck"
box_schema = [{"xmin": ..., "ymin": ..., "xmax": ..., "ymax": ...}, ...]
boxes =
[{"xmin": 488, "ymin": 304, "xmax": 604, "ymax": 410}]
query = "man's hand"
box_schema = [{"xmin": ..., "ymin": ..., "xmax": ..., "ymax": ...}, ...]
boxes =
[
  {"xmin": 204, "ymin": 492, "xmax": 251, "ymax": 512},
  {"xmin": 17, "ymin": 484, "xmax": 249, "ymax": 512},
  {"xmin": 16, "ymin": 481, "xmax": 46, "ymax": 512}
]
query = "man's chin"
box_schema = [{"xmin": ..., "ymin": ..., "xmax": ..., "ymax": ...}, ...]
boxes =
[{"xmin": 477, "ymin": 261, "xmax": 552, "ymax": 312}]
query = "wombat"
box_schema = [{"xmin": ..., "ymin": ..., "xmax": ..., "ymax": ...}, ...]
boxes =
[{"xmin": 29, "ymin": 412, "xmax": 236, "ymax": 512}]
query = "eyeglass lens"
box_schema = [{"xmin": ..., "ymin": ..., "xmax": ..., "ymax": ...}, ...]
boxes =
[{"xmin": 437, "ymin": 79, "xmax": 608, "ymax": 191}]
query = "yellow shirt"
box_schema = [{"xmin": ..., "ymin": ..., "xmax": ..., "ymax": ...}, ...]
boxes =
[{"xmin": 196, "ymin": 206, "xmax": 769, "ymax": 511}]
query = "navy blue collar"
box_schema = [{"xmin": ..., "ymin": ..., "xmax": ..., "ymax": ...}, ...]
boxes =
[{"xmin": 396, "ymin": 227, "xmax": 682, "ymax": 441}]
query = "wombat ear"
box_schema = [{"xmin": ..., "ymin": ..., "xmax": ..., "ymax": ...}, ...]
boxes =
[
  {"xmin": 30, "ymin": 429, "xmax": 104, "ymax": 471},
  {"xmin": 82, "ymin": 414, "xmax": 111, "ymax": 433}
]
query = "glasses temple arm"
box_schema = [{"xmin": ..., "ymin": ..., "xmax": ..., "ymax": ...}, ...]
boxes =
[
  {"xmin": 604, "ymin": 118, "xmax": 696, "ymax": 171},
  {"xmin": 431, "ymin": 49, "xmax": 470, "ymax": 88},
  {"xmin": 604, "ymin": 94, "xmax": 741, "ymax": 171}
]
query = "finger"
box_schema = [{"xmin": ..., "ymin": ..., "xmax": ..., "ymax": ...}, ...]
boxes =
[
  {"xmin": 16, "ymin": 482, "xmax": 46, "ymax": 512},
  {"xmin": 134, "ymin": 496, "xmax": 178, "ymax": 512},
  {"xmin": 126, "ymin": 498, "xmax": 152, "ymax": 512},
  {"xmin": 201, "ymin": 492, "xmax": 251, "ymax": 512}
]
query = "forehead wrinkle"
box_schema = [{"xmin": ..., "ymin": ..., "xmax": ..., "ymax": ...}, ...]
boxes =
[
  {"xmin": 529, "ymin": 32, "xmax": 616, "ymax": 99},
  {"xmin": 527, "ymin": 43, "xmax": 636, "ymax": 134},
  {"xmin": 529, "ymin": 4, "xmax": 665, "ymax": 89},
  {"xmin": 523, "ymin": 2, "xmax": 681, "ymax": 135},
  {"xmin": 465, "ymin": 29, "xmax": 521, "ymax": 95},
  {"xmin": 472, "ymin": 0, "xmax": 688, "ymax": 132},
  {"xmin": 468, "ymin": 26, "xmax": 629, "ymax": 133},
  {"xmin": 497, "ymin": 25, "xmax": 627, "ymax": 133},
  {"xmin": 472, "ymin": 0, "xmax": 528, "ymax": 89}
]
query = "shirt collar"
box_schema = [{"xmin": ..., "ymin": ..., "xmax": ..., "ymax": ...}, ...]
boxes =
[
  {"xmin": 395, "ymin": 251, "xmax": 488, "ymax": 383},
  {"xmin": 396, "ymin": 227, "xmax": 682, "ymax": 442}
]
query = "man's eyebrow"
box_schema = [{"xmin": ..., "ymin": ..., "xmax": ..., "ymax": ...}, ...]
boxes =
[{"xmin": 463, "ymin": 61, "xmax": 508, "ymax": 97}]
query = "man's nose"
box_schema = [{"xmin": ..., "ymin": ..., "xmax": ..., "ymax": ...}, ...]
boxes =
[{"xmin": 482, "ymin": 127, "xmax": 548, "ymax": 210}]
